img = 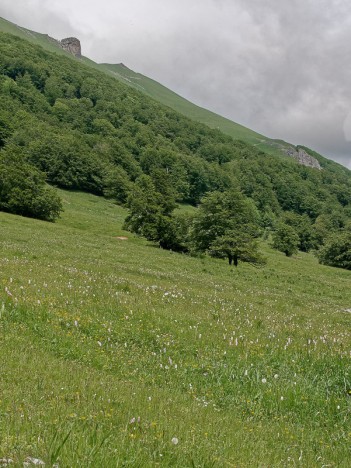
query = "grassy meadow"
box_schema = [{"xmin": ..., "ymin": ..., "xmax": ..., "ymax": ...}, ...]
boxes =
[{"xmin": 1, "ymin": 190, "xmax": 351, "ymax": 466}]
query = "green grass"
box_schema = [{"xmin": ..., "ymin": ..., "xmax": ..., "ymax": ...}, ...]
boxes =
[
  {"xmin": 99, "ymin": 64, "xmax": 270, "ymax": 146},
  {"xmin": 0, "ymin": 16, "xmax": 295, "ymax": 159},
  {"xmin": 0, "ymin": 17, "xmax": 69, "ymax": 56},
  {"xmin": 99, "ymin": 62, "xmax": 292, "ymax": 157},
  {"xmin": 1, "ymin": 190, "xmax": 351, "ymax": 466}
]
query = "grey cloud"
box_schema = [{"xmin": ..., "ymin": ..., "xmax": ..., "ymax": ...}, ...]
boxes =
[{"xmin": 1, "ymin": 0, "xmax": 351, "ymax": 168}]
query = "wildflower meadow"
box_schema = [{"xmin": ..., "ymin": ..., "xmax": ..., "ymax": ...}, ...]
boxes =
[{"xmin": 1, "ymin": 190, "xmax": 351, "ymax": 466}]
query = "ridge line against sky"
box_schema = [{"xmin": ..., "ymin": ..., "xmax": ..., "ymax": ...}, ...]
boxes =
[{"xmin": 1, "ymin": 0, "xmax": 351, "ymax": 168}]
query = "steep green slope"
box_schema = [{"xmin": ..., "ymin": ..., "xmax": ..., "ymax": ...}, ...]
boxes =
[
  {"xmin": 101, "ymin": 63, "xmax": 302, "ymax": 157},
  {"xmin": 0, "ymin": 16, "xmax": 69, "ymax": 55},
  {"xmin": 0, "ymin": 16, "xmax": 293, "ymax": 156},
  {"xmin": 1, "ymin": 17, "xmax": 351, "ymax": 465},
  {"xmin": 1, "ymin": 29, "xmax": 350, "ymax": 235},
  {"xmin": 1, "ymin": 189, "xmax": 351, "ymax": 466},
  {"xmin": 100, "ymin": 63, "xmax": 267, "ymax": 144}
]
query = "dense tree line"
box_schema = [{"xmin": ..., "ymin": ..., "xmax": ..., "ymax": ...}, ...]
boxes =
[{"xmin": 0, "ymin": 32, "xmax": 351, "ymax": 267}]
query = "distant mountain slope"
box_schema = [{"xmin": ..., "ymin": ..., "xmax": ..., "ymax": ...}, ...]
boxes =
[
  {"xmin": 1, "ymin": 21, "xmax": 351, "ymax": 256},
  {"xmin": 0, "ymin": 15, "xmax": 300, "ymax": 159},
  {"xmin": 0, "ymin": 16, "xmax": 68, "ymax": 55},
  {"xmin": 100, "ymin": 64, "xmax": 265, "ymax": 143}
]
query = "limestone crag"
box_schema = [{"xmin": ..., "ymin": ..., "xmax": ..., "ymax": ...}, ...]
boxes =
[
  {"xmin": 284, "ymin": 147, "xmax": 321, "ymax": 170},
  {"xmin": 60, "ymin": 37, "xmax": 81, "ymax": 57}
]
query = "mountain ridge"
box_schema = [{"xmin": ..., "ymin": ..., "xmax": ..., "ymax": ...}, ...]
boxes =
[{"xmin": 0, "ymin": 15, "xmax": 326, "ymax": 168}]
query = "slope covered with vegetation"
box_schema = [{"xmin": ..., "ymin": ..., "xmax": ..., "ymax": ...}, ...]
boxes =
[
  {"xmin": 0, "ymin": 16, "xmax": 327, "ymax": 157},
  {"xmin": 100, "ymin": 63, "xmax": 271, "ymax": 145},
  {"xmin": 1, "ymin": 17, "xmax": 351, "ymax": 467},
  {"xmin": 1, "ymin": 31, "xmax": 350, "ymax": 219},
  {"xmin": 1, "ymin": 190, "xmax": 351, "ymax": 466}
]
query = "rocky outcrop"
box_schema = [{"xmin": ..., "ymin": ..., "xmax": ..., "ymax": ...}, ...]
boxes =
[
  {"xmin": 60, "ymin": 37, "xmax": 81, "ymax": 58},
  {"xmin": 284, "ymin": 147, "xmax": 321, "ymax": 170}
]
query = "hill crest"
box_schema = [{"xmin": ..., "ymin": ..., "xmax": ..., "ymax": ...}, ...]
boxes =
[{"xmin": 0, "ymin": 15, "xmax": 328, "ymax": 168}]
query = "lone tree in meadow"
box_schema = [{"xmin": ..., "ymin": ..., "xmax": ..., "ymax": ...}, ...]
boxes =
[
  {"xmin": 272, "ymin": 223, "xmax": 299, "ymax": 257},
  {"xmin": 192, "ymin": 190, "xmax": 265, "ymax": 266},
  {"xmin": 209, "ymin": 230, "xmax": 266, "ymax": 266}
]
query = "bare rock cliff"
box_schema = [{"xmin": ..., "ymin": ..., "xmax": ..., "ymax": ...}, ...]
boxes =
[
  {"xmin": 284, "ymin": 147, "xmax": 321, "ymax": 170},
  {"xmin": 60, "ymin": 37, "xmax": 81, "ymax": 57}
]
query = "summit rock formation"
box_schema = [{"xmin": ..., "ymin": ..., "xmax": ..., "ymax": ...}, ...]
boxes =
[{"xmin": 60, "ymin": 37, "xmax": 81, "ymax": 57}]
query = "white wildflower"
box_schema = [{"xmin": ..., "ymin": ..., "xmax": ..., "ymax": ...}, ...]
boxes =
[{"xmin": 23, "ymin": 458, "xmax": 45, "ymax": 466}]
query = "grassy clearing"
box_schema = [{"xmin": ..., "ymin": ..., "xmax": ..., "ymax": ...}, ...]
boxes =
[{"xmin": 1, "ymin": 190, "xmax": 351, "ymax": 466}]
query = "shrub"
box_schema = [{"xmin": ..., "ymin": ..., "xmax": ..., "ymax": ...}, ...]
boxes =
[
  {"xmin": 0, "ymin": 147, "xmax": 62, "ymax": 221},
  {"xmin": 318, "ymin": 232, "xmax": 351, "ymax": 269},
  {"xmin": 272, "ymin": 223, "xmax": 299, "ymax": 257}
]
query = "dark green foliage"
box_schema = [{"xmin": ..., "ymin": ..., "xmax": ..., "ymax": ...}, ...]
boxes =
[
  {"xmin": 318, "ymin": 231, "xmax": 351, "ymax": 269},
  {"xmin": 192, "ymin": 190, "xmax": 264, "ymax": 266},
  {"xmin": 123, "ymin": 175, "xmax": 184, "ymax": 250},
  {"xmin": 0, "ymin": 146, "xmax": 62, "ymax": 221},
  {"xmin": 0, "ymin": 31, "xmax": 350, "ymax": 233},
  {"xmin": 80, "ymin": 77, "xmax": 102, "ymax": 106},
  {"xmin": 313, "ymin": 212, "xmax": 347, "ymax": 246},
  {"xmin": 209, "ymin": 231, "xmax": 266, "ymax": 267},
  {"xmin": 103, "ymin": 167, "xmax": 133, "ymax": 204},
  {"xmin": 0, "ymin": 120, "xmax": 10, "ymax": 147},
  {"xmin": 272, "ymin": 224, "xmax": 300, "ymax": 257},
  {"xmin": 123, "ymin": 175, "xmax": 190, "ymax": 251},
  {"xmin": 281, "ymin": 212, "xmax": 317, "ymax": 252},
  {"xmin": 26, "ymin": 132, "xmax": 105, "ymax": 193},
  {"xmin": 124, "ymin": 175, "xmax": 164, "ymax": 240},
  {"xmin": 192, "ymin": 190, "xmax": 261, "ymax": 252}
]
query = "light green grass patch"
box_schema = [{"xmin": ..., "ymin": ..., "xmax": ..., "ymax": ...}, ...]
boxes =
[{"xmin": 1, "ymin": 190, "xmax": 351, "ymax": 466}]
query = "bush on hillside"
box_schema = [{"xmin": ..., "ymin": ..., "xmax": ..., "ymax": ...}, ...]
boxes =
[
  {"xmin": 272, "ymin": 223, "xmax": 299, "ymax": 257},
  {"xmin": 0, "ymin": 147, "xmax": 62, "ymax": 221},
  {"xmin": 209, "ymin": 230, "xmax": 266, "ymax": 267},
  {"xmin": 318, "ymin": 231, "xmax": 351, "ymax": 269}
]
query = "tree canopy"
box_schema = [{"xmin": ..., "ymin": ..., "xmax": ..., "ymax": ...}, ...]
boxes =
[
  {"xmin": 318, "ymin": 231, "xmax": 351, "ymax": 270},
  {"xmin": 0, "ymin": 31, "xmax": 351, "ymax": 268},
  {"xmin": 0, "ymin": 146, "xmax": 62, "ymax": 221},
  {"xmin": 272, "ymin": 224, "xmax": 300, "ymax": 257}
]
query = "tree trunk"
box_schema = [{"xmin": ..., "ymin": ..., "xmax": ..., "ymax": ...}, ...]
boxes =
[{"xmin": 233, "ymin": 255, "xmax": 238, "ymax": 267}]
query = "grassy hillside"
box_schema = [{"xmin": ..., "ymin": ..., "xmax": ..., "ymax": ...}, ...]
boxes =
[
  {"xmin": 0, "ymin": 16, "xmax": 68, "ymax": 56},
  {"xmin": 100, "ymin": 63, "xmax": 302, "ymax": 158},
  {"xmin": 1, "ymin": 14, "xmax": 351, "ymax": 467},
  {"xmin": 0, "ymin": 16, "xmax": 294, "ymax": 157},
  {"xmin": 3, "ymin": 29, "xmax": 350, "ymax": 228},
  {"xmin": 100, "ymin": 64, "xmax": 268, "ymax": 143},
  {"xmin": 1, "ymin": 190, "xmax": 351, "ymax": 466}
]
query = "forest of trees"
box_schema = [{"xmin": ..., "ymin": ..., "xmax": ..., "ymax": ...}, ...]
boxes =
[{"xmin": 0, "ymin": 32, "xmax": 351, "ymax": 268}]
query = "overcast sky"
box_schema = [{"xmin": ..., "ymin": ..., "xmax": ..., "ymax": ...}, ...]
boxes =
[{"xmin": 1, "ymin": 0, "xmax": 351, "ymax": 168}]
